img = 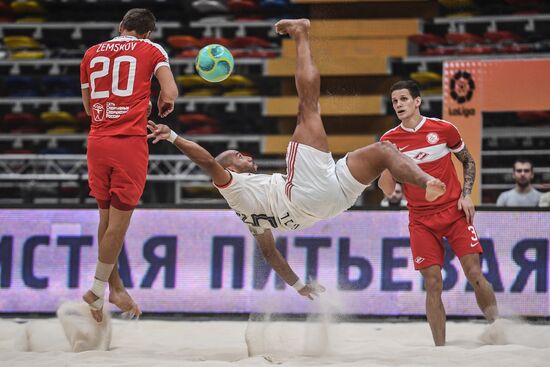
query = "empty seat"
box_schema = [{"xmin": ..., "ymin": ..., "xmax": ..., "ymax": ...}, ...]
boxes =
[{"xmin": 445, "ymin": 32, "xmax": 484, "ymax": 45}]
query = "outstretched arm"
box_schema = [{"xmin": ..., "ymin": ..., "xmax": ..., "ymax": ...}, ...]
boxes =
[
  {"xmin": 254, "ymin": 229, "xmax": 325, "ymax": 300},
  {"xmin": 454, "ymin": 145, "xmax": 476, "ymax": 223},
  {"xmin": 147, "ymin": 121, "xmax": 230, "ymax": 186}
]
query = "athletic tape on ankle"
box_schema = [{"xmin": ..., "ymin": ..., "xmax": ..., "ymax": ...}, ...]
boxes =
[
  {"xmin": 94, "ymin": 261, "xmax": 115, "ymax": 282},
  {"xmin": 292, "ymin": 279, "xmax": 305, "ymax": 291},
  {"xmin": 168, "ymin": 130, "xmax": 178, "ymax": 143},
  {"xmin": 91, "ymin": 278, "xmax": 107, "ymax": 299}
]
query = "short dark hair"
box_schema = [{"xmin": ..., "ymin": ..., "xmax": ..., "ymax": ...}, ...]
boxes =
[
  {"xmin": 513, "ymin": 158, "xmax": 533, "ymax": 170},
  {"xmin": 390, "ymin": 80, "xmax": 421, "ymax": 99},
  {"xmin": 121, "ymin": 8, "xmax": 156, "ymax": 35}
]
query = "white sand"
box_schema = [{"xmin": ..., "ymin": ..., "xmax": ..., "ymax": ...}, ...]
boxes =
[{"xmin": 1, "ymin": 314, "xmax": 548, "ymax": 367}]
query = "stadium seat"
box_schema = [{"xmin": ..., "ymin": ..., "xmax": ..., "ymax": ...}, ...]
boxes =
[
  {"xmin": 260, "ymin": 0, "xmax": 289, "ymax": 10},
  {"xmin": 176, "ymin": 75, "xmax": 211, "ymax": 88},
  {"xmin": 445, "ymin": 32, "xmax": 484, "ymax": 45},
  {"xmin": 3, "ymin": 35, "xmax": 40, "ymax": 49},
  {"xmin": 42, "ymin": 76, "xmax": 78, "ymax": 97},
  {"xmin": 221, "ymin": 74, "xmax": 254, "ymax": 87},
  {"xmin": 228, "ymin": 0, "xmax": 260, "ymax": 13},
  {"xmin": 458, "ymin": 45, "xmax": 493, "ymax": 55},
  {"xmin": 223, "ymin": 88, "xmax": 257, "ymax": 96},
  {"xmin": 184, "ymin": 88, "xmax": 219, "ymax": 96},
  {"xmin": 408, "ymin": 33, "xmax": 446, "ymax": 47},
  {"xmin": 167, "ymin": 35, "xmax": 201, "ymax": 49},
  {"xmin": 230, "ymin": 36, "xmax": 274, "ymax": 49},
  {"xmin": 410, "ymin": 71, "xmax": 442, "ymax": 85},
  {"xmin": 423, "ymin": 46, "xmax": 456, "ymax": 56},
  {"xmin": 11, "ymin": 50, "xmax": 45, "ymax": 59},
  {"xmin": 484, "ymin": 31, "xmax": 523, "ymax": 43},
  {"xmin": 41, "ymin": 111, "xmax": 76, "ymax": 124},
  {"xmin": 45, "ymin": 127, "xmax": 77, "ymax": 135},
  {"xmin": 2, "ymin": 112, "xmax": 37, "ymax": 125},
  {"xmin": 198, "ymin": 37, "xmax": 232, "ymax": 48},
  {"xmin": 10, "ymin": 0, "xmax": 44, "ymax": 15},
  {"xmin": 176, "ymin": 49, "xmax": 199, "ymax": 59},
  {"xmin": 192, "ymin": 0, "xmax": 228, "ymax": 13},
  {"xmin": 4, "ymin": 75, "xmax": 37, "ymax": 96},
  {"xmin": 231, "ymin": 49, "xmax": 278, "ymax": 58}
]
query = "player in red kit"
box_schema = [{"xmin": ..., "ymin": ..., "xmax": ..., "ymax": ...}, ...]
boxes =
[
  {"xmin": 379, "ymin": 80, "xmax": 498, "ymax": 346},
  {"xmin": 80, "ymin": 8, "xmax": 178, "ymax": 322}
]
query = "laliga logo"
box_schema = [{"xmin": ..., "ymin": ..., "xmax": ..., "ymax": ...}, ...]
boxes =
[
  {"xmin": 450, "ymin": 70, "xmax": 475, "ymax": 104},
  {"xmin": 448, "ymin": 70, "xmax": 476, "ymax": 118},
  {"xmin": 92, "ymin": 103, "xmax": 105, "ymax": 122}
]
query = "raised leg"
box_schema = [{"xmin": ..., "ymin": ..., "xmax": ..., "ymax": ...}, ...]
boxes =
[
  {"xmin": 275, "ymin": 18, "xmax": 328, "ymax": 152},
  {"xmin": 346, "ymin": 141, "xmax": 445, "ymax": 201}
]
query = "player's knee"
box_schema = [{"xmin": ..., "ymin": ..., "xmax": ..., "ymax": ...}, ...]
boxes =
[
  {"xmin": 377, "ymin": 141, "xmax": 396, "ymax": 153},
  {"xmin": 424, "ymin": 274, "xmax": 443, "ymax": 293},
  {"xmin": 464, "ymin": 266, "xmax": 483, "ymax": 285}
]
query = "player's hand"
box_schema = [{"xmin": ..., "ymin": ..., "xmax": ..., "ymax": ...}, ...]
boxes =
[
  {"xmin": 157, "ymin": 95, "xmax": 174, "ymax": 118},
  {"xmin": 458, "ymin": 194, "xmax": 475, "ymax": 223},
  {"xmin": 147, "ymin": 100, "xmax": 152, "ymax": 117},
  {"xmin": 298, "ymin": 282, "xmax": 326, "ymax": 300},
  {"xmin": 147, "ymin": 120, "xmax": 171, "ymax": 144}
]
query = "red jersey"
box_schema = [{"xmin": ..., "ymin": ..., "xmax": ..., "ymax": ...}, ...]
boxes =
[
  {"xmin": 80, "ymin": 35, "xmax": 169, "ymax": 136},
  {"xmin": 380, "ymin": 116, "xmax": 465, "ymax": 215}
]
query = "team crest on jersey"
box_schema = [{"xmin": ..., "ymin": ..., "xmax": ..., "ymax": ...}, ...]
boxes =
[
  {"xmin": 92, "ymin": 103, "xmax": 104, "ymax": 121},
  {"xmin": 426, "ymin": 132, "xmax": 439, "ymax": 145}
]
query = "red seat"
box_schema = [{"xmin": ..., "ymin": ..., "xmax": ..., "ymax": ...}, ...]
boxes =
[
  {"xmin": 408, "ymin": 33, "xmax": 446, "ymax": 47},
  {"xmin": 197, "ymin": 37, "xmax": 232, "ymax": 48},
  {"xmin": 228, "ymin": 0, "xmax": 259, "ymax": 13},
  {"xmin": 423, "ymin": 47, "xmax": 456, "ymax": 56},
  {"xmin": 517, "ymin": 111, "xmax": 550, "ymax": 122},
  {"xmin": 3, "ymin": 112, "xmax": 37, "ymax": 124},
  {"xmin": 445, "ymin": 32, "xmax": 484, "ymax": 45},
  {"xmin": 484, "ymin": 31, "xmax": 523, "ymax": 43},
  {"xmin": 458, "ymin": 45, "xmax": 493, "ymax": 55},
  {"xmin": 231, "ymin": 36, "xmax": 273, "ymax": 49},
  {"xmin": 232, "ymin": 49, "xmax": 277, "ymax": 58},
  {"xmin": 176, "ymin": 49, "xmax": 199, "ymax": 58},
  {"xmin": 496, "ymin": 43, "xmax": 532, "ymax": 54},
  {"xmin": 178, "ymin": 114, "xmax": 217, "ymax": 126}
]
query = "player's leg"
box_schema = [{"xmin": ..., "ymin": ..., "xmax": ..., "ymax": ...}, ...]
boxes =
[
  {"xmin": 459, "ymin": 254, "xmax": 498, "ymax": 322},
  {"xmin": 445, "ymin": 212, "xmax": 498, "ymax": 322},
  {"xmin": 275, "ymin": 19, "xmax": 329, "ymax": 152},
  {"xmin": 346, "ymin": 141, "xmax": 445, "ymax": 201},
  {"xmin": 410, "ymin": 217, "xmax": 447, "ymax": 346},
  {"xmin": 420, "ymin": 265, "xmax": 446, "ymax": 346},
  {"xmin": 83, "ymin": 207, "xmax": 134, "ymax": 322}
]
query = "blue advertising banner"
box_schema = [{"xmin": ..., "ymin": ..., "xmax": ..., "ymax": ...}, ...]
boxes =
[{"xmin": 0, "ymin": 209, "xmax": 548, "ymax": 316}]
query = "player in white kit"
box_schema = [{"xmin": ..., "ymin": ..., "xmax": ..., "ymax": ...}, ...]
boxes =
[{"xmin": 148, "ymin": 19, "xmax": 446, "ymax": 299}]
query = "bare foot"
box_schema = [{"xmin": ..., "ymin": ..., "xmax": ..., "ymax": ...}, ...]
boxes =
[
  {"xmin": 274, "ymin": 18, "xmax": 310, "ymax": 37},
  {"xmin": 109, "ymin": 288, "xmax": 142, "ymax": 320},
  {"xmin": 82, "ymin": 290, "xmax": 103, "ymax": 323},
  {"xmin": 425, "ymin": 179, "xmax": 446, "ymax": 201}
]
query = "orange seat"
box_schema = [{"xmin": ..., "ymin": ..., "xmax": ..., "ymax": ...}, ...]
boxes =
[{"xmin": 167, "ymin": 35, "xmax": 201, "ymax": 49}]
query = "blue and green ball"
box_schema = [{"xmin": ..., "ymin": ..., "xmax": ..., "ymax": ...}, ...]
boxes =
[{"xmin": 195, "ymin": 44, "xmax": 234, "ymax": 83}]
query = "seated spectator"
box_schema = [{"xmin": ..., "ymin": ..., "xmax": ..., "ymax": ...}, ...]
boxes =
[
  {"xmin": 539, "ymin": 191, "xmax": 550, "ymax": 207},
  {"xmin": 496, "ymin": 158, "xmax": 541, "ymax": 207},
  {"xmin": 380, "ymin": 182, "xmax": 407, "ymax": 208}
]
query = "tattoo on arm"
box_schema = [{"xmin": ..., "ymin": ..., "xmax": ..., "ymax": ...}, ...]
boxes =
[{"xmin": 454, "ymin": 146, "xmax": 476, "ymax": 196}]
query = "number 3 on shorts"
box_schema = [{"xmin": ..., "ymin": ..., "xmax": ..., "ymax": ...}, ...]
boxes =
[{"xmin": 467, "ymin": 225, "xmax": 478, "ymax": 241}]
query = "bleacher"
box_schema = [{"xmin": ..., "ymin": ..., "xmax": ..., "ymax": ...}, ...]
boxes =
[{"xmin": 0, "ymin": 0, "xmax": 549, "ymax": 205}]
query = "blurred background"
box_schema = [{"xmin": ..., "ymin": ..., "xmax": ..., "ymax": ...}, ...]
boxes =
[{"xmin": 0, "ymin": 0, "xmax": 549, "ymax": 207}]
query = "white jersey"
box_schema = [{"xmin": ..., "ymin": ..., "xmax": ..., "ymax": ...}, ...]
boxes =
[
  {"xmin": 215, "ymin": 171, "xmax": 313, "ymax": 232},
  {"xmin": 215, "ymin": 142, "xmax": 368, "ymax": 233}
]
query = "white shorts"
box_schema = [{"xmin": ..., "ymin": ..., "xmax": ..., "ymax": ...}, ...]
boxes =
[{"xmin": 285, "ymin": 141, "xmax": 367, "ymax": 219}]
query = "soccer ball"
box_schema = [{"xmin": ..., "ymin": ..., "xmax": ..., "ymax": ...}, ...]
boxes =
[{"xmin": 195, "ymin": 44, "xmax": 234, "ymax": 83}]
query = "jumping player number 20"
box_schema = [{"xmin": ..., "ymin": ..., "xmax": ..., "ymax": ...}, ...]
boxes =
[{"xmin": 89, "ymin": 55, "xmax": 137, "ymax": 98}]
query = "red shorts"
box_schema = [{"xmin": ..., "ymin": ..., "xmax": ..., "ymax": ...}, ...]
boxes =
[
  {"xmin": 409, "ymin": 204, "xmax": 482, "ymax": 270},
  {"xmin": 87, "ymin": 135, "xmax": 148, "ymax": 210}
]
